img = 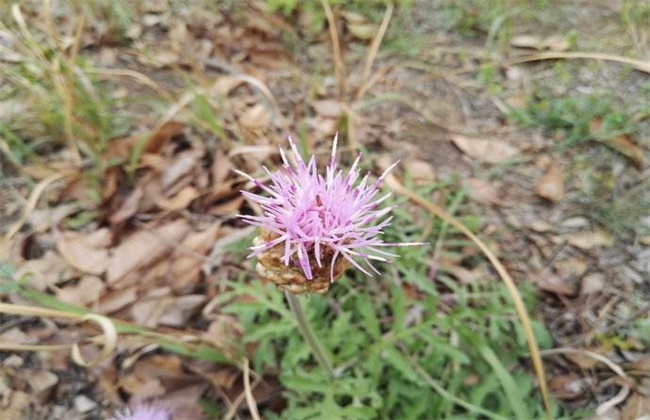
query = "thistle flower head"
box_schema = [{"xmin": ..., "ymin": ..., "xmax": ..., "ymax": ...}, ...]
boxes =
[{"xmin": 237, "ymin": 136, "xmax": 420, "ymax": 293}]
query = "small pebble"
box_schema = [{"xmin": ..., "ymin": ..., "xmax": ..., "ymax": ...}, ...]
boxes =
[{"xmin": 74, "ymin": 395, "xmax": 97, "ymax": 413}]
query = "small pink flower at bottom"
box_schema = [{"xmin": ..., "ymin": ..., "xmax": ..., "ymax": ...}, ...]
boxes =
[
  {"xmin": 236, "ymin": 135, "xmax": 422, "ymax": 294},
  {"xmin": 111, "ymin": 403, "xmax": 173, "ymax": 420}
]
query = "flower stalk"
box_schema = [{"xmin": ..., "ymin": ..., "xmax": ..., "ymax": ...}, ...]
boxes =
[{"xmin": 285, "ymin": 291, "xmax": 334, "ymax": 377}]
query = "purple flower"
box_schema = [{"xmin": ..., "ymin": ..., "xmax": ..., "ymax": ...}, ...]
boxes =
[
  {"xmin": 236, "ymin": 136, "xmax": 420, "ymax": 284},
  {"xmin": 111, "ymin": 403, "xmax": 173, "ymax": 420}
]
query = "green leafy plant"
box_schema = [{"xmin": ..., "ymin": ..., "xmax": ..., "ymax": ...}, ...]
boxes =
[{"xmin": 216, "ymin": 189, "xmax": 556, "ymax": 419}]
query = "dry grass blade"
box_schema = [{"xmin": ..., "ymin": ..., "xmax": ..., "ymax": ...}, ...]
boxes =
[
  {"xmin": 0, "ymin": 303, "xmax": 117, "ymax": 367},
  {"xmin": 242, "ymin": 358, "xmax": 261, "ymax": 420},
  {"xmin": 321, "ymin": 0, "xmax": 346, "ymax": 98},
  {"xmin": 597, "ymin": 385, "xmax": 630, "ymax": 417},
  {"xmin": 11, "ymin": 4, "xmax": 47, "ymax": 62},
  {"xmin": 71, "ymin": 313, "xmax": 118, "ymax": 367},
  {"xmin": 88, "ymin": 68, "xmax": 173, "ymax": 100},
  {"xmin": 540, "ymin": 348, "xmax": 627, "ymax": 379},
  {"xmin": 3, "ymin": 173, "xmax": 68, "ymax": 242},
  {"xmin": 158, "ymin": 74, "xmax": 281, "ymax": 131},
  {"xmin": 385, "ymin": 174, "xmax": 552, "ymax": 419},
  {"xmin": 505, "ymin": 52, "xmax": 650, "ymax": 74},
  {"xmin": 359, "ymin": 2, "xmax": 394, "ymax": 91}
]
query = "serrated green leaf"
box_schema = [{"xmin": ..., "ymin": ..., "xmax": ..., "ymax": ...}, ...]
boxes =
[
  {"xmin": 478, "ymin": 346, "xmax": 530, "ymax": 419},
  {"xmin": 382, "ymin": 347, "xmax": 423, "ymax": 385},
  {"xmin": 356, "ymin": 294, "xmax": 381, "ymax": 338},
  {"xmin": 246, "ymin": 319, "xmax": 294, "ymax": 342}
]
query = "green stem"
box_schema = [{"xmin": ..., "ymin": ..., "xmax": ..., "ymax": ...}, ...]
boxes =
[{"xmin": 285, "ymin": 292, "xmax": 334, "ymax": 377}]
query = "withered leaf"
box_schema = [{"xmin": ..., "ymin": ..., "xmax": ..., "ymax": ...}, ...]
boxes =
[
  {"xmin": 106, "ymin": 121, "xmax": 185, "ymax": 161},
  {"xmin": 450, "ymin": 134, "xmax": 518, "ymax": 164},
  {"xmin": 534, "ymin": 273, "xmax": 577, "ymax": 296},
  {"xmin": 170, "ymin": 222, "xmax": 221, "ymax": 291},
  {"xmin": 510, "ymin": 35, "xmax": 543, "ymax": 49},
  {"xmin": 14, "ymin": 251, "xmax": 75, "ymax": 291},
  {"xmin": 563, "ymin": 230, "xmax": 614, "ymax": 250},
  {"xmin": 98, "ymin": 286, "xmax": 138, "ymax": 314},
  {"xmin": 536, "ymin": 162, "xmax": 565, "ymax": 203},
  {"xmin": 57, "ymin": 228, "xmax": 112, "ymax": 275},
  {"xmin": 157, "ymin": 295, "xmax": 207, "ymax": 327},
  {"xmin": 463, "ymin": 178, "xmax": 504, "ymax": 206},
  {"xmin": 211, "ymin": 147, "xmax": 232, "ymax": 186},
  {"xmin": 107, "ymin": 219, "xmax": 190, "ymax": 286},
  {"xmin": 24, "ymin": 370, "xmax": 59, "ymax": 400},
  {"xmin": 549, "ymin": 374, "xmax": 590, "ymax": 400},
  {"xmin": 239, "ymin": 104, "xmax": 271, "ymax": 129},
  {"xmin": 109, "ymin": 185, "xmax": 145, "ymax": 225},
  {"xmin": 156, "ymin": 186, "xmax": 199, "ymax": 211},
  {"xmin": 580, "ymin": 273, "xmax": 606, "ymax": 295},
  {"xmin": 347, "ymin": 23, "xmax": 377, "ymax": 40},
  {"xmin": 312, "ymin": 99, "xmax": 343, "ymax": 118},
  {"xmin": 404, "ymin": 159, "xmax": 436, "ymax": 182},
  {"xmin": 56, "ymin": 275, "xmax": 105, "ymax": 307},
  {"xmin": 621, "ymin": 393, "xmax": 650, "ymax": 420},
  {"xmin": 160, "ymin": 150, "xmax": 203, "ymax": 194},
  {"xmin": 589, "ymin": 117, "xmax": 645, "ymax": 170}
]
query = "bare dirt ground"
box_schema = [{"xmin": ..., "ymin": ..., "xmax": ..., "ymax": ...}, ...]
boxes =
[{"xmin": 1, "ymin": 0, "xmax": 649, "ymax": 418}]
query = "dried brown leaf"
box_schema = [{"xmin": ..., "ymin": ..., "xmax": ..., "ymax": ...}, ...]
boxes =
[
  {"xmin": 463, "ymin": 178, "xmax": 504, "ymax": 206},
  {"xmin": 536, "ymin": 162, "xmax": 565, "ymax": 203},
  {"xmin": 564, "ymin": 350, "xmax": 602, "ymax": 370},
  {"xmin": 106, "ymin": 122, "xmax": 185, "ymax": 161},
  {"xmin": 239, "ymin": 104, "xmax": 271, "ymax": 129},
  {"xmin": 510, "ymin": 34, "xmax": 569, "ymax": 51},
  {"xmin": 510, "ymin": 35, "xmax": 543, "ymax": 49},
  {"xmin": 211, "ymin": 147, "xmax": 232, "ymax": 186},
  {"xmin": 534, "ymin": 273, "xmax": 576, "ymax": 296},
  {"xmin": 98, "ymin": 286, "xmax": 138, "ymax": 314},
  {"xmin": 549, "ymin": 374, "xmax": 590, "ymax": 400},
  {"xmin": 158, "ymin": 295, "xmax": 207, "ymax": 327},
  {"xmin": 14, "ymin": 251, "xmax": 75, "ymax": 291},
  {"xmin": 159, "ymin": 384, "xmax": 208, "ymax": 420},
  {"xmin": 0, "ymin": 391, "xmax": 30, "ymax": 419},
  {"xmin": 107, "ymin": 219, "xmax": 190, "ymax": 286},
  {"xmin": 131, "ymin": 296, "xmax": 169, "ymax": 327},
  {"xmin": 589, "ymin": 117, "xmax": 645, "ymax": 170},
  {"xmin": 403, "ymin": 159, "xmax": 436, "ymax": 182},
  {"xmin": 73, "ymin": 395, "xmax": 97, "ymax": 413},
  {"xmin": 157, "ymin": 186, "xmax": 199, "ymax": 211},
  {"xmin": 56, "ymin": 275, "xmax": 105, "ymax": 307},
  {"xmin": 27, "ymin": 203, "xmax": 81, "ymax": 234},
  {"xmin": 121, "ymin": 375, "xmax": 165, "ymax": 401},
  {"xmin": 542, "ymin": 35, "xmax": 570, "ymax": 52},
  {"xmin": 621, "ymin": 393, "xmax": 650, "ymax": 420},
  {"xmin": 160, "ymin": 150, "xmax": 203, "ymax": 194},
  {"xmin": 134, "ymin": 355, "xmax": 185, "ymax": 379},
  {"xmin": 554, "ymin": 257, "xmax": 588, "ymax": 278},
  {"xmin": 564, "ymin": 230, "xmax": 614, "ymax": 250},
  {"xmin": 504, "ymin": 91, "xmax": 527, "ymax": 110},
  {"xmin": 348, "ymin": 23, "xmax": 376, "ymax": 40},
  {"xmin": 312, "ymin": 99, "xmax": 343, "ymax": 118},
  {"xmin": 608, "ymin": 134, "xmax": 645, "ymax": 170},
  {"xmin": 201, "ymin": 316, "xmax": 243, "ymax": 351},
  {"xmin": 170, "ymin": 223, "xmax": 221, "ymax": 291},
  {"xmin": 57, "ymin": 228, "xmax": 112, "ymax": 275},
  {"xmin": 580, "ymin": 273, "xmax": 606, "ymax": 295},
  {"xmin": 24, "ymin": 370, "xmax": 58, "ymax": 400},
  {"xmin": 450, "ymin": 134, "xmax": 518, "ymax": 163},
  {"xmin": 109, "ymin": 186, "xmax": 145, "ymax": 225},
  {"xmin": 209, "ymin": 196, "xmax": 245, "ymax": 217}
]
